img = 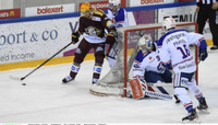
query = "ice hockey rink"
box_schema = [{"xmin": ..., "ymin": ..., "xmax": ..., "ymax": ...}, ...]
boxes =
[{"xmin": 0, "ymin": 50, "xmax": 218, "ymax": 124}]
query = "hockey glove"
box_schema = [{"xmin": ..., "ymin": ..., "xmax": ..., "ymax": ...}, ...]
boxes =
[
  {"xmin": 199, "ymin": 48, "xmax": 208, "ymax": 61},
  {"xmin": 71, "ymin": 32, "xmax": 80, "ymax": 44},
  {"xmin": 163, "ymin": 62, "xmax": 172, "ymax": 70}
]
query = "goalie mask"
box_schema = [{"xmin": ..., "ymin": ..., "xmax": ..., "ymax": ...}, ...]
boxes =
[
  {"xmin": 109, "ymin": 0, "xmax": 121, "ymax": 12},
  {"xmin": 138, "ymin": 34, "xmax": 154, "ymax": 53},
  {"xmin": 162, "ymin": 17, "xmax": 176, "ymax": 31}
]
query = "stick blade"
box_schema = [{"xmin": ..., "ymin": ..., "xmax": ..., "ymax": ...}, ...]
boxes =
[{"xmin": 9, "ymin": 75, "xmax": 22, "ymax": 81}]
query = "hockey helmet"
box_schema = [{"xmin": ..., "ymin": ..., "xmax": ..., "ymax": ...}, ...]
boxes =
[
  {"xmin": 80, "ymin": 2, "xmax": 92, "ymax": 12},
  {"xmin": 138, "ymin": 34, "xmax": 153, "ymax": 51},
  {"xmin": 109, "ymin": 0, "xmax": 120, "ymax": 12},
  {"xmin": 109, "ymin": 0, "xmax": 121, "ymax": 6},
  {"xmin": 162, "ymin": 17, "xmax": 176, "ymax": 31}
]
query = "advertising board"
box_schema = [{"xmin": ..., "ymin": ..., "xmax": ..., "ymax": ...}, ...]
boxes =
[
  {"xmin": 25, "ymin": 4, "xmax": 75, "ymax": 17},
  {"xmin": 0, "ymin": 17, "xmax": 79, "ymax": 64},
  {"xmin": 0, "ymin": 8, "xmax": 20, "ymax": 19},
  {"xmin": 130, "ymin": 0, "xmax": 174, "ymax": 7}
]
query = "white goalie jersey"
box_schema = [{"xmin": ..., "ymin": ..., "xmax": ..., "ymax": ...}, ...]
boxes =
[{"xmin": 132, "ymin": 50, "xmax": 166, "ymax": 79}]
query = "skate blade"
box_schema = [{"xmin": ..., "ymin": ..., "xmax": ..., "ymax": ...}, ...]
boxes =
[
  {"xmin": 198, "ymin": 109, "xmax": 210, "ymax": 114},
  {"xmin": 182, "ymin": 117, "xmax": 201, "ymax": 123}
]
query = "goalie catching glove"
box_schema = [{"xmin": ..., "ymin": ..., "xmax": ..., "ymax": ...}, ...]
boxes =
[{"xmin": 71, "ymin": 31, "xmax": 81, "ymax": 44}]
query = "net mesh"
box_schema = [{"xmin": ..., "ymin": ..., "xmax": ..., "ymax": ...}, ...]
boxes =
[{"xmin": 90, "ymin": 22, "xmax": 198, "ymax": 96}]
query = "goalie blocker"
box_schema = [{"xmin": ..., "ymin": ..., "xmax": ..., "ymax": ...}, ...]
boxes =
[{"xmin": 128, "ymin": 78, "xmax": 173, "ymax": 100}]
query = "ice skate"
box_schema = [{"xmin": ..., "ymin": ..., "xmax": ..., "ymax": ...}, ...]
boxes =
[
  {"xmin": 174, "ymin": 95, "xmax": 181, "ymax": 104},
  {"xmin": 197, "ymin": 97, "xmax": 210, "ymax": 114},
  {"xmin": 182, "ymin": 109, "xmax": 198, "ymax": 122},
  {"xmin": 62, "ymin": 75, "xmax": 74, "ymax": 83}
]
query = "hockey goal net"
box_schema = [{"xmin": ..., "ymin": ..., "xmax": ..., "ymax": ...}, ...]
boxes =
[{"xmin": 90, "ymin": 22, "xmax": 199, "ymax": 97}]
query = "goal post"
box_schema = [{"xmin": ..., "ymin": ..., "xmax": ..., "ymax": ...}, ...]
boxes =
[{"xmin": 90, "ymin": 22, "xmax": 199, "ymax": 97}]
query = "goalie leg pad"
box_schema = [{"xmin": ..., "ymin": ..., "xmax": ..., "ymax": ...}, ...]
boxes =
[{"xmin": 129, "ymin": 79, "xmax": 145, "ymax": 99}]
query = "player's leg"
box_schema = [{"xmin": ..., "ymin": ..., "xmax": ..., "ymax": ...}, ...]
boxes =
[
  {"xmin": 208, "ymin": 9, "xmax": 218, "ymax": 50},
  {"xmin": 106, "ymin": 41, "xmax": 118, "ymax": 67},
  {"xmin": 197, "ymin": 7, "xmax": 208, "ymax": 34},
  {"xmin": 174, "ymin": 72, "xmax": 198, "ymax": 121},
  {"xmin": 186, "ymin": 78, "xmax": 208, "ymax": 110},
  {"xmin": 159, "ymin": 69, "xmax": 181, "ymax": 102},
  {"xmin": 93, "ymin": 43, "xmax": 105, "ymax": 84},
  {"xmin": 62, "ymin": 39, "xmax": 91, "ymax": 83},
  {"xmin": 144, "ymin": 71, "xmax": 164, "ymax": 83},
  {"xmin": 161, "ymin": 69, "xmax": 172, "ymax": 83}
]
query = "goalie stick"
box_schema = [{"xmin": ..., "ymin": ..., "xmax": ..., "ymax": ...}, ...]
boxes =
[
  {"xmin": 9, "ymin": 42, "xmax": 73, "ymax": 81},
  {"xmin": 129, "ymin": 78, "xmax": 173, "ymax": 100}
]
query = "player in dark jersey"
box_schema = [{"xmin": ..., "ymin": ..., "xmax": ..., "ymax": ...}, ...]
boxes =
[{"xmin": 62, "ymin": 2, "xmax": 116, "ymax": 84}]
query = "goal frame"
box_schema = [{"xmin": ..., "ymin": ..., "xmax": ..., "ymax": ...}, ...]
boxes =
[{"xmin": 122, "ymin": 22, "xmax": 199, "ymax": 97}]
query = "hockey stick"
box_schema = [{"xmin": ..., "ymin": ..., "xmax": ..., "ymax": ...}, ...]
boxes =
[
  {"xmin": 9, "ymin": 42, "xmax": 73, "ymax": 81},
  {"xmin": 144, "ymin": 90, "xmax": 173, "ymax": 100},
  {"xmin": 124, "ymin": 87, "xmax": 173, "ymax": 100}
]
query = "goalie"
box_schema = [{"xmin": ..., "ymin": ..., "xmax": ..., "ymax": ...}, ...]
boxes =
[
  {"xmin": 127, "ymin": 34, "xmax": 176, "ymax": 100},
  {"xmin": 132, "ymin": 34, "xmax": 172, "ymax": 84}
]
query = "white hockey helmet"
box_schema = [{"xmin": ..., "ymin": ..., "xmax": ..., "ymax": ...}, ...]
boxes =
[
  {"xmin": 138, "ymin": 34, "xmax": 153, "ymax": 52},
  {"xmin": 162, "ymin": 17, "xmax": 176, "ymax": 31},
  {"xmin": 109, "ymin": 0, "xmax": 121, "ymax": 6}
]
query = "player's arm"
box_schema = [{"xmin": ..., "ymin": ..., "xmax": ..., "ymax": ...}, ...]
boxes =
[
  {"xmin": 156, "ymin": 40, "xmax": 171, "ymax": 69},
  {"xmin": 132, "ymin": 51, "xmax": 147, "ymax": 80},
  {"xmin": 102, "ymin": 14, "xmax": 117, "ymax": 54},
  {"xmin": 198, "ymin": 37, "xmax": 208, "ymax": 61},
  {"xmin": 187, "ymin": 32, "xmax": 208, "ymax": 61},
  {"xmin": 132, "ymin": 62, "xmax": 145, "ymax": 80},
  {"xmin": 71, "ymin": 17, "xmax": 85, "ymax": 44},
  {"xmin": 113, "ymin": 8, "xmax": 125, "ymax": 26}
]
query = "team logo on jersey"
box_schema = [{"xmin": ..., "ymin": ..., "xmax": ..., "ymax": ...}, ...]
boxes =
[
  {"xmin": 149, "ymin": 56, "xmax": 155, "ymax": 63},
  {"xmin": 85, "ymin": 26, "xmax": 101, "ymax": 36}
]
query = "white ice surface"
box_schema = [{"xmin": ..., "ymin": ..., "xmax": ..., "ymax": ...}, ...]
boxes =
[{"xmin": 0, "ymin": 51, "xmax": 218, "ymax": 124}]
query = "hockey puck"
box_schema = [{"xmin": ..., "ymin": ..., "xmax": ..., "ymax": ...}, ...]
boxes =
[{"xmin": 22, "ymin": 83, "xmax": 26, "ymax": 86}]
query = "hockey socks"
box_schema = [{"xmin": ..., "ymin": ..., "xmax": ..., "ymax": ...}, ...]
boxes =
[
  {"xmin": 62, "ymin": 64, "xmax": 80, "ymax": 83},
  {"xmin": 92, "ymin": 65, "xmax": 102, "ymax": 84}
]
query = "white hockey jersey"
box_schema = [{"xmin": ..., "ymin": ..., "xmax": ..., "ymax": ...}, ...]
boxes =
[
  {"xmin": 156, "ymin": 29, "xmax": 207, "ymax": 73},
  {"xmin": 132, "ymin": 50, "xmax": 166, "ymax": 79},
  {"xmin": 106, "ymin": 7, "xmax": 129, "ymax": 28}
]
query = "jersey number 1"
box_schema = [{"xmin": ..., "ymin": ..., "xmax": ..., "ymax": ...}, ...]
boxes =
[{"xmin": 177, "ymin": 45, "xmax": 190, "ymax": 59}]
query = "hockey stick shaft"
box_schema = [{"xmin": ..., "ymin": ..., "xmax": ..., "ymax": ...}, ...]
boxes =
[{"xmin": 20, "ymin": 42, "xmax": 72, "ymax": 81}]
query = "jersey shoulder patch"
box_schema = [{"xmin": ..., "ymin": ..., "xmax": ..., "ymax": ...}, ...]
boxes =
[{"xmin": 135, "ymin": 50, "xmax": 150, "ymax": 63}]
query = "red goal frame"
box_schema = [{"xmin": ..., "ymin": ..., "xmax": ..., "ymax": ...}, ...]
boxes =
[{"xmin": 123, "ymin": 22, "xmax": 199, "ymax": 97}]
